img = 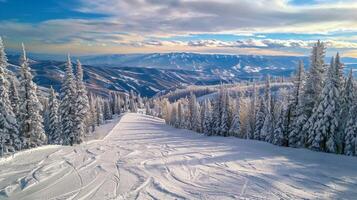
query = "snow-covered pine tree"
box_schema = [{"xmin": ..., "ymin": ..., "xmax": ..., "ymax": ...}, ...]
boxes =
[
  {"xmin": 123, "ymin": 95, "xmax": 129, "ymax": 112},
  {"xmin": 254, "ymin": 98, "xmax": 265, "ymax": 140},
  {"xmin": 18, "ymin": 44, "xmax": 46, "ymax": 148},
  {"xmin": 9, "ymin": 77, "xmax": 20, "ymax": 119},
  {"xmin": 212, "ymin": 86, "xmax": 224, "ymax": 135},
  {"xmin": 261, "ymin": 76, "xmax": 273, "ymax": 143},
  {"xmin": 246, "ymin": 82, "xmax": 257, "ymax": 139},
  {"xmin": 309, "ymin": 57, "xmax": 340, "ymax": 153},
  {"xmin": 112, "ymin": 93, "xmax": 121, "ymax": 115},
  {"xmin": 145, "ymin": 101, "xmax": 151, "ymax": 116},
  {"xmin": 170, "ymin": 104, "xmax": 178, "ymax": 127},
  {"xmin": 103, "ymin": 100, "xmax": 113, "ymax": 120},
  {"xmin": 73, "ymin": 60, "xmax": 89, "ymax": 144},
  {"xmin": 202, "ymin": 99, "xmax": 213, "ymax": 135},
  {"xmin": 273, "ymin": 101, "xmax": 289, "ymax": 146},
  {"xmin": 47, "ymin": 87, "xmax": 61, "ymax": 144},
  {"xmin": 228, "ymin": 98, "xmax": 240, "ymax": 137},
  {"xmin": 220, "ymin": 89, "xmax": 230, "ymax": 136},
  {"xmin": 137, "ymin": 94, "xmax": 143, "ymax": 109},
  {"xmin": 129, "ymin": 90, "xmax": 138, "ymax": 112},
  {"xmin": 0, "ymin": 37, "xmax": 21, "ymax": 155},
  {"xmin": 289, "ymin": 60, "xmax": 305, "ymax": 147},
  {"xmin": 335, "ymin": 53, "xmax": 347, "ymax": 152},
  {"xmin": 335, "ymin": 53, "xmax": 345, "ymax": 88},
  {"xmin": 96, "ymin": 97, "xmax": 104, "ymax": 125},
  {"xmin": 59, "ymin": 54, "xmax": 76, "ymax": 145},
  {"xmin": 300, "ymin": 41, "xmax": 326, "ymax": 147},
  {"xmin": 129, "ymin": 97, "xmax": 138, "ymax": 113},
  {"xmin": 343, "ymin": 70, "xmax": 356, "ymax": 156},
  {"xmin": 88, "ymin": 94, "xmax": 97, "ymax": 132},
  {"xmin": 188, "ymin": 92, "xmax": 200, "ymax": 132},
  {"xmin": 200, "ymin": 100, "xmax": 206, "ymax": 133},
  {"xmin": 177, "ymin": 102, "xmax": 184, "ymax": 128}
]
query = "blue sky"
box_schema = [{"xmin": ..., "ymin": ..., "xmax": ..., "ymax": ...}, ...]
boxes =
[{"xmin": 1, "ymin": 0, "xmax": 357, "ymax": 57}]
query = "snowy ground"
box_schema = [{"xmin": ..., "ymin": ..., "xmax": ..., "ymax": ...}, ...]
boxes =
[{"xmin": 1, "ymin": 113, "xmax": 357, "ymax": 200}]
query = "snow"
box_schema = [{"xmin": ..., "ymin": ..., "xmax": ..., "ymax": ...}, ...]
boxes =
[{"xmin": 1, "ymin": 113, "xmax": 357, "ymax": 199}]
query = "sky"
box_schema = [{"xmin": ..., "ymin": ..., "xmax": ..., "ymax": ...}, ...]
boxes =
[{"xmin": 1, "ymin": 0, "xmax": 357, "ymax": 57}]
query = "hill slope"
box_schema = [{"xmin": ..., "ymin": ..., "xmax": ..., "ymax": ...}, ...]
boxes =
[{"xmin": 1, "ymin": 113, "xmax": 356, "ymax": 199}]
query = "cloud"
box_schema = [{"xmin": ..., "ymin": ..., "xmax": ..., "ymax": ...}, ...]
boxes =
[
  {"xmin": 2, "ymin": 0, "xmax": 357, "ymax": 56},
  {"xmin": 75, "ymin": 0, "xmax": 357, "ymax": 35}
]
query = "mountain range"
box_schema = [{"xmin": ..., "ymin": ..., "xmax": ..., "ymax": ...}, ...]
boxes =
[{"xmin": 6, "ymin": 52, "xmax": 357, "ymax": 97}]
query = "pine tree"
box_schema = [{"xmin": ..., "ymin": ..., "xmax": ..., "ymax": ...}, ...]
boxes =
[
  {"xmin": 300, "ymin": 41, "xmax": 326, "ymax": 147},
  {"xmin": 212, "ymin": 86, "xmax": 224, "ymax": 135},
  {"xmin": 145, "ymin": 102, "xmax": 151, "ymax": 115},
  {"xmin": 309, "ymin": 57, "xmax": 340, "ymax": 153},
  {"xmin": 220, "ymin": 89, "xmax": 230, "ymax": 136},
  {"xmin": 254, "ymin": 98, "xmax": 265, "ymax": 140},
  {"xmin": 59, "ymin": 54, "xmax": 76, "ymax": 145},
  {"xmin": 170, "ymin": 104, "xmax": 178, "ymax": 127},
  {"xmin": 47, "ymin": 87, "xmax": 61, "ymax": 144},
  {"xmin": 229, "ymin": 98, "xmax": 240, "ymax": 137},
  {"xmin": 18, "ymin": 44, "xmax": 46, "ymax": 148},
  {"xmin": 129, "ymin": 90, "xmax": 138, "ymax": 112},
  {"xmin": 9, "ymin": 77, "xmax": 20, "ymax": 118},
  {"xmin": 96, "ymin": 98, "xmax": 104, "ymax": 125},
  {"xmin": 0, "ymin": 37, "xmax": 21, "ymax": 155},
  {"xmin": 177, "ymin": 102, "xmax": 184, "ymax": 128},
  {"xmin": 202, "ymin": 99, "xmax": 213, "ymax": 135},
  {"xmin": 188, "ymin": 92, "xmax": 200, "ymax": 132},
  {"xmin": 261, "ymin": 77, "xmax": 273, "ymax": 143},
  {"xmin": 88, "ymin": 94, "xmax": 97, "ymax": 132},
  {"xmin": 289, "ymin": 60, "xmax": 305, "ymax": 147},
  {"xmin": 72, "ymin": 60, "xmax": 89, "ymax": 144},
  {"xmin": 273, "ymin": 102, "xmax": 288, "ymax": 146},
  {"xmin": 104, "ymin": 100, "xmax": 113, "ymax": 120},
  {"xmin": 343, "ymin": 70, "xmax": 356, "ymax": 156},
  {"xmin": 247, "ymin": 82, "xmax": 257, "ymax": 139},
  {"xmin": 113, "ymin": 93, "xmax": 121, "ymax": 115}
]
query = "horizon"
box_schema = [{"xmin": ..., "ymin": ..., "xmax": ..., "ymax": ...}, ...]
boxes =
[{"xmin": 1, "ymin": 0, "xmax": 357, "ymax": 57}]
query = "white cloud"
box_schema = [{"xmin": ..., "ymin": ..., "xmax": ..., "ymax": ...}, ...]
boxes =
[{"xmin": 2, "ymin": 0, "xmax": 357, "ymax": 55}]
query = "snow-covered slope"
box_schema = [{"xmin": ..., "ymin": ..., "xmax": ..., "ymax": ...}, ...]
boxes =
[{"xmin": 1, "ymin": 113, "xmax": 356, "ymax": 199}]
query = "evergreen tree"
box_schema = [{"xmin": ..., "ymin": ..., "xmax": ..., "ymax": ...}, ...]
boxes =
[
  {"xmin": 145, "ymin": 102, "xmax": 151, "ymax": 115},
  {"xmin": 0, "ymin": 37, "xmax": 20, "ymax": 154},
  {"xmin": 9, "ymin": 77, "xmax": 20, "ymax": 118},
  {"xmin": 247, "ymin": 82, "xmax": 257, "ymax": 139},
  {"xmin": 261, "ymin": 77, "xmax": 273, "ymax": 143},
  {"xmin": 88, "ymin": 94, "xmax": 97, "ymax": 132},
  {"xmin": 300, "ymin": 41, "xmax": 326, "ymax": 147},
  {"xmin": 254, "ymin": 98, "xmax": 265, "ymax": 140},
  {"xmin": 202, "ymin": 99, "xmax": 213, "ymax": 135},
  {"xmin": 343, "ymin": 70, "xmax": 356, "ymax": 156},
  {"xmin": 220, "ymin": 89, "xmax": 230, "ymax": 136},
  {"xmin": 18, "ymin": 44, "xmax": 46, "ymax": 148},
  {"xmin": 96, "ymin": 98, "xmax": 104, "ymax": 125},
  {"xmin": 188, "ymin": 92, "xmax": 200, "ymax": 132},
  {"xmin": 59, "ymin": 55, "xmax": 76, "ymax": 145},
  {"xmin": 212, "ymin": 86, "xmax": 224, "ymax": 135},
  {"xmin": 273, "ymin": 102, "xmax": 288, "ymax": 146},
  {"xmin": 170, "ymin": 104, "xmax": 178, "ymax": 127},
  {"xmin": 309, "ymin": 57, "xmax": 340, "ymax": 153},
  {"xmin": 229, "ymin": 98, "xmax": 240, "ymax": 137},
  {"xmin": 129, "ymin": 90, "xmax": 138, "ymax": 112},
  {"xmin": 178, "ymin": 102, "xmax": 186, "ymax": 129},
  {"xmin": 103, "ymin": 100, "xmax": 113, "ymax": 120},
  {"xmin": 289, "ymin": 60, "xmax": 305, "ymax": 147},
  {"xmin": 73, "ymin": 60, "xmax": 89, "ymax": 144},
  {"xmin": 47, "ymin": 87, "xmax": 61, "ymax": 144}
]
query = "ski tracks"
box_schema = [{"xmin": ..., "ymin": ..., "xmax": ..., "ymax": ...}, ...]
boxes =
[{"xmin": 1, "ymin": 113, "xmax": 357, "ymax": 199}]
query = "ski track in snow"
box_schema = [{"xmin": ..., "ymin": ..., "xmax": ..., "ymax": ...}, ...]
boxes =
[{"xmin": 1, "ymin": 113, "xmax": 357, "ymax": 200}]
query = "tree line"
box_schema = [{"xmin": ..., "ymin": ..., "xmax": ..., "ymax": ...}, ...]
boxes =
[
  {"xmin": 0, "ymin": 38, "xmax": 141, "ymax": 156},
  {"xmin": 146, "ymin": 40, "xmax": 357, "ymax": 156}
]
